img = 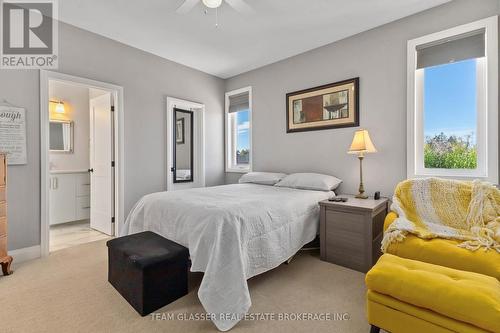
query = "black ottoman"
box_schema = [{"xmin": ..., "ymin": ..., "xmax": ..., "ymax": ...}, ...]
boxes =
[{"xmin": 107, "ymin": 231, "xmax": 189, "ymax": 316}]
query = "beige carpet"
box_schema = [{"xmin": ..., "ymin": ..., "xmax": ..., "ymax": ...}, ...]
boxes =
[{"xmin": 0, "ymin": 240, "xmax": 370, "ymax": 333}]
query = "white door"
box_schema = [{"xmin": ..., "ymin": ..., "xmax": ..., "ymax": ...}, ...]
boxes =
[
  {"xmin": 166, "ymin": 98, "xmax": 205, "ymax": 191},
  {"xmin": 89, "ymin": 93, "xmax": 114, "ymax": 235}
]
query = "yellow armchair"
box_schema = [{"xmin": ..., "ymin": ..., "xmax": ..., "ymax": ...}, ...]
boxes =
[
  {"xmin": 383, "ymin": 212, "xmax": 500, "ymax": 280},
  {"xmin": 367, "ymin": 182, "xmax": 500, "ymax": 333}
]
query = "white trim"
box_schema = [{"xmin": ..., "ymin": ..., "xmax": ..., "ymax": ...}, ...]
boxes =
[
  {"xmin": 166, "ymin": 97, "xmax": 205, "ymax": 191},
  {"xmin": 225, "ymin": 86, "xmax": 253, "ymax": 173},
  {"xmin": 10, "ymin": 245, "xmax": 41, "ymax": 264},
  {"xmin": 40, "ymin": 70, "xmax": 125, "ymax": 257},
  {"xmin": 49, "ymin": 169, "xmax": 89, "ymax": 174},
  {"xmin": 407, "ymin": 16, "xmax": 498, "ymax": 182}
]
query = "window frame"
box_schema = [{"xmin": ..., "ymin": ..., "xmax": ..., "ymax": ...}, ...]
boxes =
[
  {"xmin": 407, "ymin": 16, "xmax": 498, "ymax": 183},
  {"xmin": 225, "ymin": 86, "xmax": 253, "ymax": 173}
]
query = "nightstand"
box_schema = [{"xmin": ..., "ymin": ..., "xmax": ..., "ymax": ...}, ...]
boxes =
[{"xmin": 319, "ymin": 195, "xmax": 389, "ymax": 273}]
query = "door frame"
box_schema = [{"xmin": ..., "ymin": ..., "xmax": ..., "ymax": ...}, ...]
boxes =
[
  {"xmin": 40, "ymin": 70, "xmax": 125, "ymax": 257},
  {"xmin": 166, "ymin": 97, "xmax": 205, "ymax": 191}
]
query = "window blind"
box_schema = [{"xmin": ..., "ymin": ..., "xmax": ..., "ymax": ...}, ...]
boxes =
[
  {"xmin": 228, "ymin": 92, "xmax": 249, "ymax": 113},
  {"xmin": 416, "ymin": 29, "xmax": 485, "ymax": 69}
]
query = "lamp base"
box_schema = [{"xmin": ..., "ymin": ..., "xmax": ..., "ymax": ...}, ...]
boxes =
[{"xmin": 356, "ymin": 154, "xmax": 369, "ymax": 199}]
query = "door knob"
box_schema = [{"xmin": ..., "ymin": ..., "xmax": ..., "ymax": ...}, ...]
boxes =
[{"xmin": 88, "ymin": 168, "xmax": 94, "ymax": 173}]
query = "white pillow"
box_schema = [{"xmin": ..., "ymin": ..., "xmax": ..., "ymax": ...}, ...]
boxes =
[
  {"xmin": 238, "ymin": 172, "xmax": 287, "ymax": 186},
  {"xmin": 275, "ymin": 173, "xmax": 342, "ymax": 191}
]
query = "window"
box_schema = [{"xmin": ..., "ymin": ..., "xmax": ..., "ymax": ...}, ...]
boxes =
[
  {"xmin": 225, "ymin": 87, "xmax": 252, "ymax": 173},
  {"xmin": 423, "ymin": 59, "xmax": 479, "ymax": 170},
  {"xmin": 407, "ymin": 17, "xmax": 498, "ymax": 182}
]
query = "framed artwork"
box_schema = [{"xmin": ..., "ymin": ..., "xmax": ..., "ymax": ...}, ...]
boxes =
[
  {"xmin": 0, "ymin": 105, "xmax": 27, "ymax": 164},
  {"xmin": 176, "ymin": 118, "xmax": 185, "ymax": 144},
  {"xmin": 286, "ymin": 77, "xmax": 359, "ymax": 133}
]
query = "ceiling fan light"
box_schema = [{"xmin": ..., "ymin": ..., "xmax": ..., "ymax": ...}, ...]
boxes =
[{"xmin": 202, "ymin": 0, "xmax": 223, "ymax": 9}]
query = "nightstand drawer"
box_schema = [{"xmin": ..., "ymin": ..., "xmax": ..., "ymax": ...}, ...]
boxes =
[
  {"xmin": 324, "ymin": 227, "xmax": 366, "ymax": 271},
  {"xmin": 325, "ymin": 210, "xmax": 364, "ymax": 234},
  {"xmin": 0, "ymin": 217, "xmax": 6, "ymax": 236},
  {"xmin": 325, "ymin": 227, "xmax": 364, "ymax": 252},
  {"xmin": 326, "ymin": 247, "xmax": 365, "ymax": 271}
]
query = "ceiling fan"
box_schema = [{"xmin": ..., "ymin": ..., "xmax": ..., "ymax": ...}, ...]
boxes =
[{"xmin": 176, "ymin": 0, "xmax": 253, "ymax": 14}]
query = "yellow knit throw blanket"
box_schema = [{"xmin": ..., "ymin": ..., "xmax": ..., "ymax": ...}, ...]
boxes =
[{"xmin": 382, "ymin": 178, "xmax": 500, "ymax": 253}]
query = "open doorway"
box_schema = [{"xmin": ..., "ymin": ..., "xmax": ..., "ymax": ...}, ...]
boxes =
[{"xmin": 40, "ymin": 71, "xmax": 124, "ymax": 256}]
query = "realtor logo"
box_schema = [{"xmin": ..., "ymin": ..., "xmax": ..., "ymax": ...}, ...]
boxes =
[{"xmin": 1, "ymin": 0, "xmax": 58, "ymax": 69}]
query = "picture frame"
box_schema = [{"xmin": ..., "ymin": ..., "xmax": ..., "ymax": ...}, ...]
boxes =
[
  {"xmin": 286, "ymin": 77, "xmax": 359, "ymax": 133},
  {"xmin": 176, "ymin": 118, "xmax": 185, "ymax": 144}
]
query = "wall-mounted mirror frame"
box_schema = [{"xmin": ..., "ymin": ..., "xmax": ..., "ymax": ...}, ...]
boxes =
[
  {"xmin": 49, "ymin": 120, "xmax": 74, "ymax": 153},
  {"xmin": 172, "ymin": 108, "xmax": 194, "ymax": 183}
]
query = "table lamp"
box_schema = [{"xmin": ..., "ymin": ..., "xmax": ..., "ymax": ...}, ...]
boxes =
[{"xmin": 348, "ymin": 129, "xmax": 377, "ymax": 199}]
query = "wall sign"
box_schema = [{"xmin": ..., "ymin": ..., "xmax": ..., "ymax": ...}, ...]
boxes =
[{"xmin": 0, "ymin": 106, "xmax": 27, "ymax": 165}]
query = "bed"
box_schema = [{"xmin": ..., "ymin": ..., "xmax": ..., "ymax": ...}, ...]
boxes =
[{"xmin": 122, "ymin": 183, "xmax": 334, "ymax": 331}]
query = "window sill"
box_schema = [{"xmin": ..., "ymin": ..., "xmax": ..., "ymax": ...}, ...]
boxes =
[
  {"xmin": 411, "ymin": 170, "xmax": 491, "ymax": 182},
  {"xmin": 226, "ymin": 167, "xmax": 251, "ymax": 174}
]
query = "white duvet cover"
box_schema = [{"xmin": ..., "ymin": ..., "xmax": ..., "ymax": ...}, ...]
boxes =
[{"xmin": 122, "ymin": 184, "xmax": 333, "ymax": 331}]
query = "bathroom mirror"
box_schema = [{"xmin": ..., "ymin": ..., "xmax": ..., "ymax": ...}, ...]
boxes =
[
  {"xmin": 49, "ymin": 120, "xmax": 74, "ymax": 153},
  {"xmin": 173, "ymin": 108, "xmax": 193, "ymax": 183}
]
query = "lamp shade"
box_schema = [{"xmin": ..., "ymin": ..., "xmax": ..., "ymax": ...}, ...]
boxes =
[{"xmin": 348, "ymin": 129, "xmax": 377, "ymax": 154}]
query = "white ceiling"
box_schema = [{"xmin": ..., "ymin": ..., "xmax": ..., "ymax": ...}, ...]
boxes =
[{"xmin": 58, "ymin": 0, "xmax": 450, "ymax": 78}]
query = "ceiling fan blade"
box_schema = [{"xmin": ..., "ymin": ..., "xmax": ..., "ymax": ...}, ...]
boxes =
[
  {"xmin": 176, "ymin": 0, "xmax": 200, "ymax": 14},
  {"xmin": 225, "ymin": 0, "xmax": 254, "ymax": 14}
]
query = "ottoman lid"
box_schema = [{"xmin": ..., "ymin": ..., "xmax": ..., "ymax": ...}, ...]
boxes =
[
  {"xmin": 107, "ymin": 231, "xmax": 188, "ymax": 268},
  {"xmin": 366, "ymin": 254, "xmax": 500, "ymax": 333}
]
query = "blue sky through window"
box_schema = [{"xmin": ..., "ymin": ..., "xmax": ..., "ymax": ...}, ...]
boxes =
[
  {"xmin": 236, "ymin": 110, "xmax": 249, "ymax": 151},
  {"xmin": 423, "ymin": 59, "xmax": 477, "ymax": 142}
]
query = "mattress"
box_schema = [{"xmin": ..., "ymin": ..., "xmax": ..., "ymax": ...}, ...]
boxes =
[{"xmin": 122, "ymin": 183, "xmax": 333, "ymax": 331}]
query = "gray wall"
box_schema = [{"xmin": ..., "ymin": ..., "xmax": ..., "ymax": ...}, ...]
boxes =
[
  {"xmin": 225, "ymin": 0, "xmax": 500, "ymax": 196},
  {"xmin": 1, "ymin": 22, "xmax": 225, "ymax": 250}
]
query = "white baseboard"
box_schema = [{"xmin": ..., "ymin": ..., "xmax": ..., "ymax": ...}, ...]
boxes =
[{"xmin": 9, "ymin": 245, "xmax": 41, "ymax": 264}]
